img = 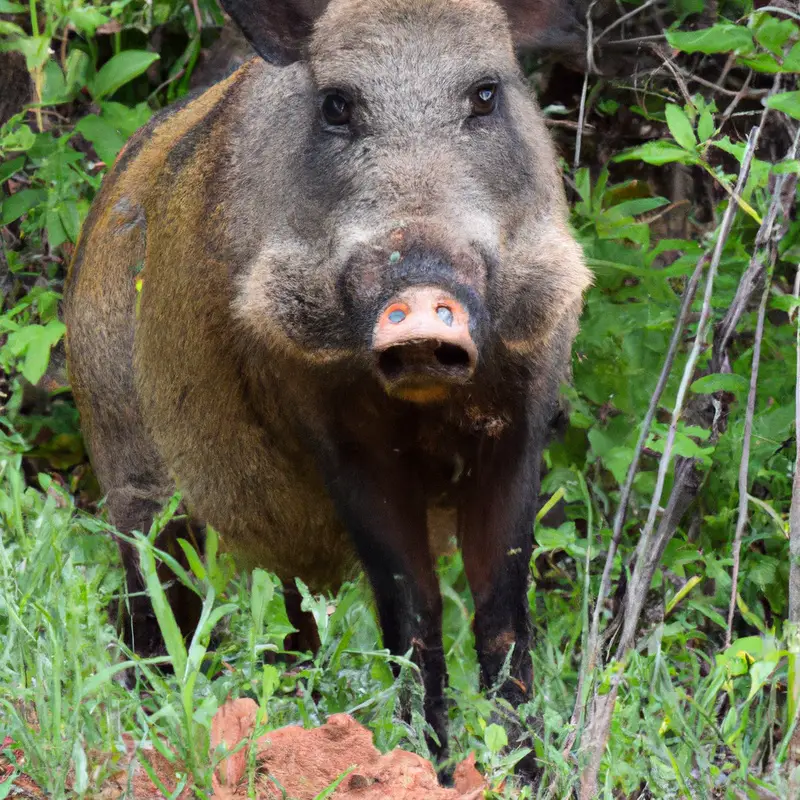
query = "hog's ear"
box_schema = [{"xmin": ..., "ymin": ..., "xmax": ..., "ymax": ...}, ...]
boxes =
[
  {"xmin": 496, "ymin": 0, "xmax": 587, "ymax": 57},
  {"xmin": 219, "ymin": 0, "xmax": 330, "ymax": 66}
]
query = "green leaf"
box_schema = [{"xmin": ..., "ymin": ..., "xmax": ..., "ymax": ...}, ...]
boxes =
[
  {"xmin": 59, "ymin": 201, "xmax": 81, "ymax": 243},
  {"xmin": 65, "ymin": 49, "xmax": 91, "ymax": 93},
  {"xmin": 0, "ymin": 156, "xmax": 25, "ymax": 184},
  {"xmin": 139, "ymin": 537, "xmax": 188, "ymax": 678},
  {"xmin": 41, "ymin": 60, "xmax": 70, "ymax": 105},
  {"xmin": 0, "ymin": 20, "xmax": 24, "ymax": 36},
  {"xmin": 614, "ymin": 141, "xmax": 700, "ymax": 166},
  {"xmin": 752, "ymin": 14, "xmax": 797, "ymax": 56},
  {"xmin": 91, "ymin": 50, "xmax": 159, "ymax": 100},
  {"xmin": 0, "ymin": 121, "xmax": 35, "ymax": 153},
  {"xmin": 66, "ymin": 7, "xmax": 110, "ymax": 35},
  {"xmin": 603, "ymin": 197, "xmax": 669, "ymax": 218},
  {"xmin": 665, "ymin": 103, "xmax": 696, "ymax": 150},
  {"xmin": 46, "ymin": 208, "xmax": 67, "ymax": 250},
  {"xmin": 0, "ymin": 1, "xmax": 26, "ymax": 11},
  {"xmin": 738, "ymin": 53, "xmax": 783, "ymax": 73},
  {"xmin": 177, "ymin": 537, "xmax": 206, "ymax": 581},
  {"xmin": 99, "ymin": 101, "xmax": 153, "ymax": 138},
  {"xmin": 14, "ymin": 320, "xmax": 66, "ymax": 383},
  {"xmin": 690, "ymin": 373, "xmax": 749, "ymax": 394},
  {"xmin": 748, "ymin": 657, "xmax": 781, "ymax": 702},
  {"xmin": 697, "ymin": 109, "xmax": 714, "ymax": 142},
  {"xmin": 767, "ymin": 91, "xmax": 800, "ymax": 121},
  {"xmin": 484, "ymin": 723, "xmax": 508, "ymax": 754},
  {"xmin": 13, "ymin": 35, "xmax": 51, "ymax": 71},
  {"xmin": 666, "ymin": 24, "xmax": 754, "ymax": 55},
  {"xmin": 1, "ymin": 188, "xmax": 45, "ymax": 225},
  {"xmin": 73, "ymin": 114, "xmax": 126, "ymax": 165}
]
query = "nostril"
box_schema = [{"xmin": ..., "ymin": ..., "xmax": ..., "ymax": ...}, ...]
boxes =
[
  {"xmin": 434, "ymin": 343, "xmax": 471, "ymax": 369},
  {"xmin": 436, "ymin": 305, "xmax": 454, "ymax": 327},
  {"xmin": 378, "ymin": 347, "xmax": 404, "ymax": 379}
]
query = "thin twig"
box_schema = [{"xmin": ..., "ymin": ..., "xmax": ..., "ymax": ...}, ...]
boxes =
[
  {"xmin": 593, "ymin": 0, "xmax": 660, "ymax": 46},
  {"xmin": 620, "ymin": 125, "xmax": 760, "ymax": 654},
  {"xmin": 651, "ymin": 45, "xmax": 694, "ymax": 107},
  {"xmin": 790, "ymin": 271, "xmax": 800, "ymax": 625},
  {"xmin": 606, "ymin": 34, "xmax": 669, "ymax": 47},
  {"xmin": 758, "ymin": 5, "xmax": 800, "ymax": 23},
  {"xmin": 725, "ymin": 132, "xmax": 799, "ymax": 644},
  {"xmin": 724, "ymin": 258, "xmax": 772, "ymax": 648},
  {"xmin": 720, "ymin": 71, "xmax": 754, "ymax": 126},
  {"xmin": 190, "ymin": 0, "xmax": 203, "ymax": 31},
  {"xmin": 561, "ymin": 253, "xmax": 706, "ymax": 763},
  {"xmin": 676, "ymin": 66, "xmax": 770, "ymax": 98},
  {"xmin": 575, "ymin": 0, "xmax": 600, "ymax": 168},
  {"xmin": 577, "ymin": 125, "xmax": 761, "ymax": 800}
]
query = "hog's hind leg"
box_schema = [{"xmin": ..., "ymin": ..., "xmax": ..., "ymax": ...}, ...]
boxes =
[{"xmin": 106, "ymin": 486, "xmax": 205, "ymax": 667}]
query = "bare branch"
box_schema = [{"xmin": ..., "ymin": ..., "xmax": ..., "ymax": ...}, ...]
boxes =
[
  {"xmin": 560, "ymin": 254, "xmax": 707, "ymax": 768},
  {"xmin": 593, "ymin": 0, "xmax": 660, "ymax": 46},
  {"xmin": 725, "ymin": 130, "xmax": 800, "ymax": 646},
  {"xmin": 577, "ymin": 124, "xmax": 761, "ymax": 799},
  {"xmin": 575, "ymin": 0, "xmax": 601, "ymax": 168},
  {"xmin": 725, "ymin": 264, "xmax": 771, "ymax": 647},
  {"xmin": 791, "ymin": 268, "xmax": 800, "ymax": 625}
]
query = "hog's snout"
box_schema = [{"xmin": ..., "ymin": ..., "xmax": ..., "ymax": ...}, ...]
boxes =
[{"xmin": 372, "ymin": 286, "xmax": 478, "ymax": 403}]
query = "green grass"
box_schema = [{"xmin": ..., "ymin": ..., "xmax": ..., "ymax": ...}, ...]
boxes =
[{"xmin": 0, "ymin": 440, "xmax": 795, "ymax": 798}]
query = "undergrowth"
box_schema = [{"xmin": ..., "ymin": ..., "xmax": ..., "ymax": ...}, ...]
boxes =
[{"xmin": 3, "ymin": 1, "xmax": 800, "ymax": 797}]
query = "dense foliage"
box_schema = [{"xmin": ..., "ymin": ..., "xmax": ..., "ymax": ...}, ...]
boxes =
[{"xmin": 3, "ymin": 1, "xmax": 800, "ymax": 797}]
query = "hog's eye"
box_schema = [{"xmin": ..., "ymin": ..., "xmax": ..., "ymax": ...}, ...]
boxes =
[
  {"xmin": 322, "ymin": 92, "xmax": 352, "ymax": 126},
  {"xmin": 470, "ymin": 83, "xmax": 498, "ymax": 117}
]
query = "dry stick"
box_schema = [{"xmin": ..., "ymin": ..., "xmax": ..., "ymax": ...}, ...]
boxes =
[
  {"xmin": 621, "ymin": 126, "xmax": 761, "ymax": 650},
  {"xmin": 577, "ymin": 125, "xmax": 761, "ymax": 800},
  {"xmin": 792, "ymin": 261, "xmax": 800, "ymax": 625},
  {"xmin": 190, "ymin": 0, "xmax": 203, "ymax": 31},
  {"xmin": 558, "ymin": 253, "xmax": 706, "ymax": 767},
  {"xmin": 592, "ymin": 0, "xmax": 660, "ymax": 46},
  {"xmin": 724, "ymin": 262, "xmax": 771, "ymax": 647},
  {"xmin": 574, "ymin": 0, "xmax": 601, "ymax": 169},
  {"xmin": 788, "ymin": 264, "xmax": 800, "ymax": 799},
  {"xmin": 725, "ymin": 146, "xmax": 800, "ymax": 647}
]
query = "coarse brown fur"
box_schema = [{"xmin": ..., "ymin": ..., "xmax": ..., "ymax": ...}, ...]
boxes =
[{"xmin": 65, "ymin": 0, "xmax": 592, "ymax": 783}]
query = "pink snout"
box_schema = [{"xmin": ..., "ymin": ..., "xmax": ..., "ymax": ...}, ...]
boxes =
[{"xmin": 372, "ymin": 286, "xmax": 478, "ymax": 403}]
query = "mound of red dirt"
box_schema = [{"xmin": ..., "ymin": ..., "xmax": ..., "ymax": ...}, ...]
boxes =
[
  {"xmin": 211, "ymin": 698, "xmax": 486, "ymax": 799},
  {"xmin": 2, "ymin": 699, "xmax": 487, "ymax": 799}
]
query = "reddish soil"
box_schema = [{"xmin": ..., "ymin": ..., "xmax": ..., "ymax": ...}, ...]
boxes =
[{"xmin": 2, "ymin": 699, "xmax": 487, "ymax": 799}]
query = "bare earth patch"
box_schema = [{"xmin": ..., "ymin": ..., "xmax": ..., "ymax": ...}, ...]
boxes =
[{"xmin": 2, "ymin": 699, "xmax": 487, "ymax": 799}]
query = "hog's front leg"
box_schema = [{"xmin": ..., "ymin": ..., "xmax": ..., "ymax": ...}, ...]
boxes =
[
  {"xmin": 461, "ymin": 420, "xmax": 542, "ymax": 777},
  {"xmin": 320, "ymin": 442, "xmax": 450, "ymax": 770}
]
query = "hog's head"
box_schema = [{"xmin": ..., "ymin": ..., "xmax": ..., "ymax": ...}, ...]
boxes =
[{"xmin": 228, "ymin": 0, "xmax": 592, "ymax": 402}]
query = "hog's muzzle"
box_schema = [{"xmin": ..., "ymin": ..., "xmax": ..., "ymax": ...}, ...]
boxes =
[{"xmin": 372, "ymin": 286, "xmax": 478, "ymax": 403}]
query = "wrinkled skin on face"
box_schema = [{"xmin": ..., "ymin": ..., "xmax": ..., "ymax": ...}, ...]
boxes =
[{"xmin": 64, "ymin": 0, "xmax": 592, "ymax": 786}]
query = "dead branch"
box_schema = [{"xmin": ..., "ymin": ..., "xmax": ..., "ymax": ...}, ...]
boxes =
[
  {"xmin": 575, "ymin": 0, "xmax": 601, "ymax": 167},
  {"xmin": 559, "ymin": 254, "xmax": 706, "ymax": 770},
  {"xmin": 593, "ymin": 0, "xmax": 661, "ymax": 46},
  {"xmin": 788, "ymin": 263, "xmax": 800, "ymax": 797},
  {"xmin": 725, "ymin": 128, "xmax": 800, "ymax": 647},
  {"xmin": 792, "ymin": 262, "xmax": 800, "ymax": 626},
  {"xmin": 577, "ymin": 124, "xmax": 762, "ymax": 800},
  {"xmin": 725, "ymin": 264, "xmax": 771, "ymax": 648}
]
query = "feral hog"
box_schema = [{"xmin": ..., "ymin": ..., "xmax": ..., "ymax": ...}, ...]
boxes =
[{"xmin": 64, "ymin": 0, "xmax": 592, "ymax": 782}]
